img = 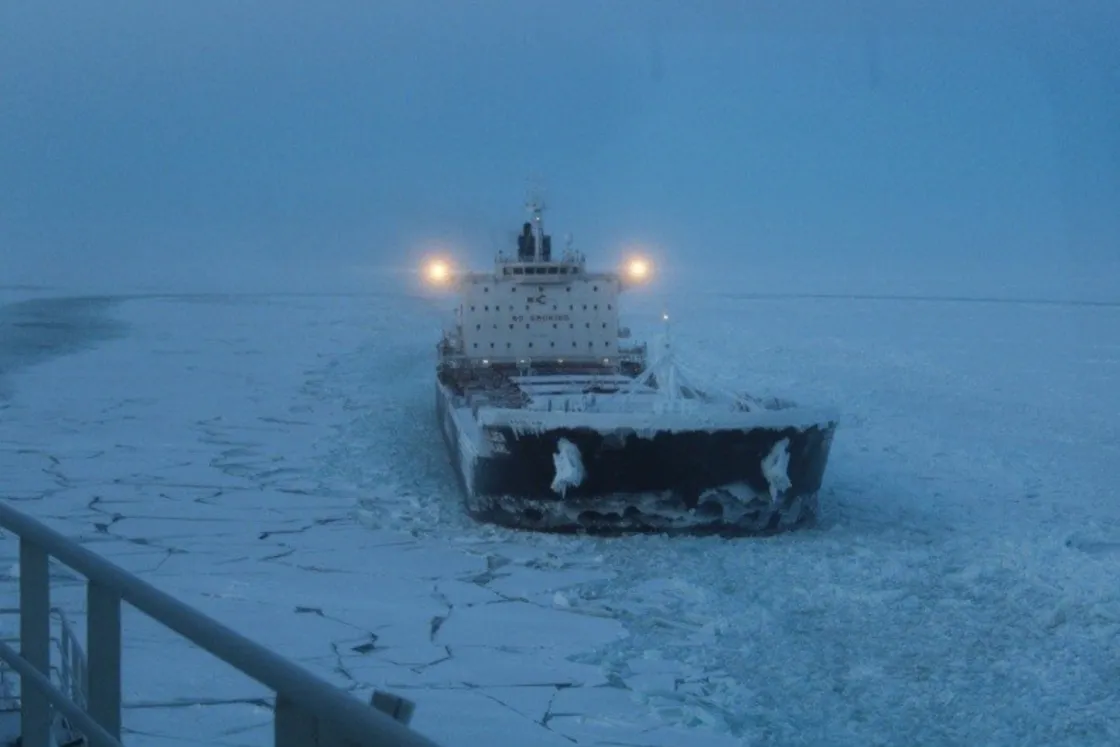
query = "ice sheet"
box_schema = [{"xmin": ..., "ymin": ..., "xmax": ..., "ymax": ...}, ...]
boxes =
[{"xmin": 1, "ymin": 288, "xmax": 1118, "ymax": 746}]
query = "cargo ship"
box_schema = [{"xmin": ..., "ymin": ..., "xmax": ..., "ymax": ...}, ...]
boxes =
[{"xmin": 427, "ymin": 198, "xmax": 838, "ymax": 534}]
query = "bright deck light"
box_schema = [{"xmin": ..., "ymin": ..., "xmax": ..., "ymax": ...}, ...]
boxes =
[
  {"xmin": 624, "ymin": 256, "xmax": 652, "ymax": 283},
  {"xmin": 424, "ymin": 258, "xmax": 453, "ymax": 285}
]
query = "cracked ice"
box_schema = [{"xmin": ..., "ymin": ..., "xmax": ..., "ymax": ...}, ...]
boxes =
[{"xmin": 1, "ymin": 287, "xmax": 1118, "ymax": 747}]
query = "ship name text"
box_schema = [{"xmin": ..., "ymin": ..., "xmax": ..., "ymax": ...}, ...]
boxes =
[{"xmin": 511, "ymin": 313, "xmax": 571, "ymax": 323}]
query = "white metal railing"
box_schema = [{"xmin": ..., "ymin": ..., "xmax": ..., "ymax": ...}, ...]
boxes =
[
  {"xmin": 1, "ymin": 607, "xmax": 88, "ymax": 709},
  {"xmin": 0, "ymin": 502, "xmax": 443, "ymax": 747},
  {"xmin": 1, "ymin": 606, "xmax": 88, "ymax": 746}
]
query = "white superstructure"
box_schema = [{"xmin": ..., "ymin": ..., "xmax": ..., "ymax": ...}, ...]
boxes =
[{"xmin": 437, "ymin": 198, "xmax": 647, "ymax": 370}]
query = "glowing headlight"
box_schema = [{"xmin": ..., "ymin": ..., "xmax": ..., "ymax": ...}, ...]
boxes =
[
  {"xmin": 423, "ymin": 258, "xmax": 453, "ymax": 285},
  {"xmin": 624, "ymin": 256, "xmax": 652, "ymax": 282}
]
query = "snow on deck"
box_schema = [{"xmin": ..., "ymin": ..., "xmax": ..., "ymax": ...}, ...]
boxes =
[
  {"xmin": 1, "ymin": 287, "xmax": 1118, "ymax": 747},
  {"xmin": 510, "ymin": 373, "xmax": 648, "ymax": 397},
  {"xmin": 490, "ymin": 372, "xmax": 838, "ymax": 433},
  {"xmin": 477, "ymin": 401, "xmax": 839, "ymax": 434}
]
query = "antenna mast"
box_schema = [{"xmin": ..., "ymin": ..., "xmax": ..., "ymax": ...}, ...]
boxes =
[{"xmin": 525, "ymin": 184, "xmax": 546, "ymax": 262}]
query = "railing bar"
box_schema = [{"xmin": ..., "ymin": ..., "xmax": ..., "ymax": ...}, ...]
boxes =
[
  {"xmin": 72, "ymin": 637, "xmax": 85, "ymax": 705},
  {"xmin": 0, "ymin": 504, "xmax": 440, "ymax": 747},
  {"xmin": 0, "ymin": 639, "xmax": 123, "ymax": 747},
  {"xmin": 59, "ymin": 621, "xmax": 72, "ymax": 701},
  {"xmin": 19, "ymin": 539, "xmax": 51, "ymax": 747},
  {"xmin": 87, "ymin": 581, "xmax": 122, "ymax": 739},
  {"xmin": 275, "ymin": 693, "xmax": 318, "ymax": 747}
]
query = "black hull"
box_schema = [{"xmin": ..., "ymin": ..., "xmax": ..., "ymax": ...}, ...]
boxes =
[{"xmin": 436, "ymin": 382, "xmax": 836, "ymax": 536}]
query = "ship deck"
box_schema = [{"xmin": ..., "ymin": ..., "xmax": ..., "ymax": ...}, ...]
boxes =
[
  {"xmin": 439, "ymin": 363, "xmax": 664, "ymax": 413},
  {"xmin": 511, "ymin": 373, "xmax": 656, "ymax": 410},
  {"xmin": 438, "ymin": 361, "xmax": 839, "ymax": 436}
]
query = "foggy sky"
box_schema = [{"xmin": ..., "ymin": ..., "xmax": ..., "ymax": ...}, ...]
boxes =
[{"xmin": 2, "ymin": 1, "xmax": 1117, "ymax": 296}]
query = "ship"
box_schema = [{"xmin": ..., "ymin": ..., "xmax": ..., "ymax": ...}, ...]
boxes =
[{"xmin": 426, "ymin": 198, "xmax": 838, "ymax": 535}]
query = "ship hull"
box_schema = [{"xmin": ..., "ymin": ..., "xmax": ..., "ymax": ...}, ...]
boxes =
[{"xmin": 436, "ymin": 380, "xmax": 836, "ymax": 535}]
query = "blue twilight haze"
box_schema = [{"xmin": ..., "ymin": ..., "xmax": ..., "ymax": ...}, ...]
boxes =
[{"xmin": 1, "ymin": 0, "xmax": 1117, "ymax": 297}]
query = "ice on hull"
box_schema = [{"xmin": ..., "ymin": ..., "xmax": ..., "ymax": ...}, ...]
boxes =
[{"xmin": 436, "ymin": 381, "xmax": 837, "ymax": 535}]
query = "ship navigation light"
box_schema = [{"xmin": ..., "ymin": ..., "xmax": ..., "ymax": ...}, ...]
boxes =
[
  {"xmin": 623, "ymin": 255, "xmax": 653, "ymax": 284},
  {"xmin": 423, "ymin": 257, "xmax": 455, "ymax": 286}
]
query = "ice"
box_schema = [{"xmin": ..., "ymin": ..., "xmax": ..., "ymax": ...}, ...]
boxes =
[
  {"xmin": 1, "ymin": 287, "xmax": 1119, "ymax": 746},
  {"xmin": 760, "ymin": 437, "xmax": 792, "ymax": 501},
  {"xmin": 549, "ymin": 437, "xmax": 585, "ymax": 496}
]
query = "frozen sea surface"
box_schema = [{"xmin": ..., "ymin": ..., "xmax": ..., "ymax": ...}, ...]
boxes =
[{"xmin": 1, "ymin": 282, "xmax": 1118, "ymax": 746}]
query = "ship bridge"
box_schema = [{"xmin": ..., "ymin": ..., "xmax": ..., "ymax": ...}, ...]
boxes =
[
  {"xmin": 454, "ymin": 267, "xmax": 623, "ymax": 364},
  {"xmin": 448, "ymin": 200, "xmax": 646, "ymax": 367}
]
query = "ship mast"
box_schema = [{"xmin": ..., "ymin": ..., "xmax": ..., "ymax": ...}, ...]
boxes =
[{"xmin": 525, "ymin": 193, "xmax": 545, "ymax": 262}]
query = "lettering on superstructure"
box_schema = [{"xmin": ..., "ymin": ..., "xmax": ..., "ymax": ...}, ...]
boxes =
[{"xmin": 511, "ymin": 314, "xmax": 572, "ymax": 323}]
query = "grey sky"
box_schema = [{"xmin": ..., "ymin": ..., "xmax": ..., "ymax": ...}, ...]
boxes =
[{"xmin": 2, "ymin": 1, "xmax": 1117, "ymax": 295}]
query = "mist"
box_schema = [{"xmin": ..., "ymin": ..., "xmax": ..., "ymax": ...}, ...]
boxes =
[{"xmin": 2, "ymin": 0, "xmax": 1117, "ymax": 298}]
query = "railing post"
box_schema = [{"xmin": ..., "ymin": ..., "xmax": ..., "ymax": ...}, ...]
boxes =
[
  {"xmin": 58, "ymin": 615, "xmax": 71, "ymax": 695},
  {"xmin": 371, "ymin": 691, "xmax": 416, "ymax": 726},
  {"xmin": 19, "ymin": 539, "xmax": 52, "ymax": 747},
  {"xmin": 70, "ymin": 634, "xmax": 87, "ymax": 709},
  {"xmin": 275, "ymin": 693, "xmax": 318, "ymax": 747},
  {"xmin": 316, "ymin": 691, "xmax": 418, "ymax": 746},
  {"xmin": 87, "ymin": 581, "xmax": 122, "ymax": 740}
]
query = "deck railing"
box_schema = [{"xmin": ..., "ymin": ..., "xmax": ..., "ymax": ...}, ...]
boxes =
[{"xmin": 0, "ymin": 501, "xmax": 442, "ymax": 747}]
